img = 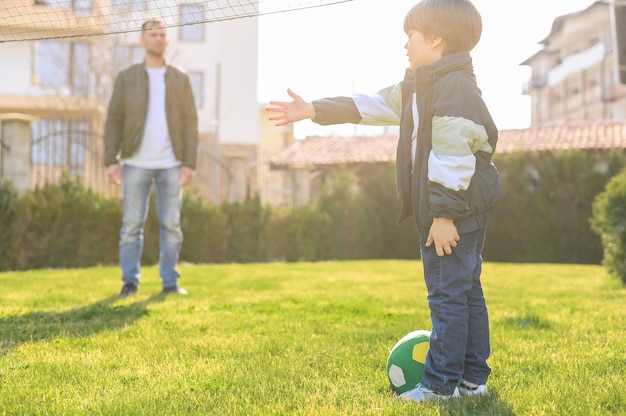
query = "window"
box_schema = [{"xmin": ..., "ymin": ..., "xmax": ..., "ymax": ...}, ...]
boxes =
[
  {"xmin": 188, "ymin": 71, "xmax": 204, "ymax": 108},
  {"xmin": 35, "ymin": 41, "xmax": 91, "ymax": 96},
  {"xmin": 113, "ymin": 0, "xmax": 147, "ymax": 11},
  {"xmin": 40, "ymin": 0, "xmax": 92, "ymax": 16},
  {"xmin": 180, "ymin": 4, "xmax": 205, "ymax": 41},
  {"xmin": 36, "ymin": 41, "xmax": 70, "ymax": 87},
  {"xmin": 72, "ymin": 43, "xmax": 90, "ymax": 96},
  {"xmin": 32, "ymin": 119, "xmax": 88, "ymax": 167}
]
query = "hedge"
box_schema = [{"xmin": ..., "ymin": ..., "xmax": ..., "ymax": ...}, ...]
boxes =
[
  {"xmin": 0, "ymin": 148, "xmax": 624, "ymax": 273},
  {"xmin": 591, "ymin": 165, "xmax": 626, "ymax": 286}
]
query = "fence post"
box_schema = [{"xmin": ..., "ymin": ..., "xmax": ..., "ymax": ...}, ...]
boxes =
[
  {"xmin": 225, "ymin": 153, "xmax": 248, "ymax": 203},
  {"xmin": 0, "ymin": 113, "xmax": 38, "ymax": 193},
  {"xmin": 292, "ymin": 168, "xmax": 310, "ymax": 207}
]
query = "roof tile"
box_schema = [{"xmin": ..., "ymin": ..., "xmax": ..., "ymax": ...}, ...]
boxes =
[{"xmin": 270, "ymin": 121, "xmax": 626, "ymax": 169}]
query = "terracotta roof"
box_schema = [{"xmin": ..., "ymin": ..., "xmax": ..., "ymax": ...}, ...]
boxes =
[
  {"xmin": 497, "ymin": 121, "xmax": 626, "ymax": 153},
  {"xmin": 270, "ymin": 121, "xmax": 626, "ymax": 169},
  {"xmin": 270, "ymin": 135, "xmax": 398, "ymax": 169}
]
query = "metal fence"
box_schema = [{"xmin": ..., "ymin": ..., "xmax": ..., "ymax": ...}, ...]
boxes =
[{"xmin": 3, "ymin": 117, "xmax": 298, "ymax": 207}]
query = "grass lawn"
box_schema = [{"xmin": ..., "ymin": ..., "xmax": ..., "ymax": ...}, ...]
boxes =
[{"xmin": 0, "ymin": 260, "xmax": 624, "ymax": 415}]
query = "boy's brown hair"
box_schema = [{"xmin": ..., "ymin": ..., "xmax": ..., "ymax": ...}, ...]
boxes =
[{"xmin": 404, "ymin": 0, "xmax": 482, "ymax": 55}]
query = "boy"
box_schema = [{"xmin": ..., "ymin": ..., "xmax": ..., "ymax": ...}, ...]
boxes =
[{"xmin": 267, "ymin": 0, "xmax": 499, "ymax": 403}]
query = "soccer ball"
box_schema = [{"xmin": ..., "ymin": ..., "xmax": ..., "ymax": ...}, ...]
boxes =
[{"xmin": 386, "ymin": 330, "xmax": 430, "ymax": 394}]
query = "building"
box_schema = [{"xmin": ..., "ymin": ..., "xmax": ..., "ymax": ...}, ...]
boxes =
[
  {"xmin": 0, "ymin": 0, "xmax": 109, "ymax": 193},
  {"xmin": 0, "ymin": 0, "xmax": 260, "ymax": 203},
  {"xmin": 522, "ymin": 0, "xmax": 626, "ymax": 126}
]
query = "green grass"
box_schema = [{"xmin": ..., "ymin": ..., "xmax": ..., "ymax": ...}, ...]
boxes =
[{"xmin": 0, "ymin": 260, "xmax": 624, "ymax": 415}]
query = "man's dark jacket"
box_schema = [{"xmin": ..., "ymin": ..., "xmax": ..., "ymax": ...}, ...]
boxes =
[{"xmin": 104, "ymin": 63, "xmax": 199, "ymax": 169}]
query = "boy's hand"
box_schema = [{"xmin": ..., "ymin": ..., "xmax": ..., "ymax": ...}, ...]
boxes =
[
  {"xmin": 266, "ymin": 89, "xmax": 316, "ymax": 126},
  {"xmin": 426, "ymin": 217, "xmax": 460, "ymax": 256}
]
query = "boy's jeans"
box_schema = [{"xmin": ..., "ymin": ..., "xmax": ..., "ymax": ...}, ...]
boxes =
[
  {"xmin": 419, "ymin": 227, "xmax": 491, "ymax": 395},
  {"xmin": 119, "ymin": 165, "xmax": 183, "ymax": 288}
]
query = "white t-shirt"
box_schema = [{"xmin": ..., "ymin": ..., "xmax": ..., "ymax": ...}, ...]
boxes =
[{"xmin": 124, "ymin": 66, "xmax": 181, "ymax": 169}]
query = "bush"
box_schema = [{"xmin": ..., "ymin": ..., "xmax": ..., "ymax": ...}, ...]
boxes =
[
  {"xmin": 259, "ymin": 205, "xmax": 333, "ymax": 262},
  {"xmin": 17, "ymin": 175, "xmax": 120, "ymax": 269},
  {"xmin": 221, "ymin": 195, "xmax": 267, "ymax": 263},
  {"xmin": 486, "ymin": 149, "xmax": 626, "ymax": 264},
  {"xmin": 181, "ymin": 191, "xmax": 229, "ymax": 263},
  {"xmin": 591, "ymin": 166, "xmax": 626, "ymax": 286},
  {"xmin": 0, "ymin": 181, "xmax": 21, "ymax": 271},
  {"xmin": 315, "ymin": 169, "xmax": 352, "ymax": 259},
  {"xmin": 358, "ymin": 163, "xmax": 419, "ymax": 259},
  {"xmin": 3, "ymin": 149, "xmax": 626, "ymax": 270}
]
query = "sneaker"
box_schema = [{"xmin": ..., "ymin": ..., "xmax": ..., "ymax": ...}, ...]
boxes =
[
  {"xmin": 162, "ymin": 286, "xmax": 188, "ymax": 295},
  {"xmin": 119, "ymin": 283, "xmax": 138, "ymax": 298},
  {"xmin": 397, "ymin": 383, "xmax": 460, "ymax": 403},
  {"xmin": 458, "ymin": 379, "xmax": 488, "ymax": 396}
]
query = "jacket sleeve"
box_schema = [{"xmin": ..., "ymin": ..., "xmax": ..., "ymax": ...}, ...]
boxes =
[
  {"xmin": 312, "ymin": 83, "xmax": 402, "ymax": 126},
  {"xmin": 427, "ymin": 74, "xmax": 495, "ymax": 219},
  {"xmin": 103, "ymin": 73, "xmax": 125, "ymax": 166},
  {"xmin": 181, "ymin": 74, "xmax": 199, "ymax": 169}
]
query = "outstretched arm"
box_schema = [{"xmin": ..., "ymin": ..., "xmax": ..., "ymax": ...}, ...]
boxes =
[{"xmin": 266, "ymin": 89, "xmax": 316, "ymax": 126}]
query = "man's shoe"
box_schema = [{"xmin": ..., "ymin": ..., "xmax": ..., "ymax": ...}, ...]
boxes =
[
  {"xmin": 119, "ymin": 283, "xmax": 138, "ymax": 298},
  {"xmin": 162, "ymin": 286, "xmax": 188, "ymax": 295},
  {"xmin": 397, "ymin": 383, "xmax": 460, "ymax": 403},
  {"xmin": 458, "ymin": 380, "xmax": 488, "ymax": 396}
]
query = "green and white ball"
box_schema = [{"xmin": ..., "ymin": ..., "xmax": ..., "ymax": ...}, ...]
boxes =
[{"xmin": 386, "ymin": 330, "xmax": 430, "ymax": 394}]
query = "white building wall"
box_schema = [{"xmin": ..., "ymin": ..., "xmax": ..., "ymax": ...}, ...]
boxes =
[
  {"xmin": 0, "ymin": 44, "xmax": 33, "ymax": 94},
  {"xmin": 214, "ymin": 19, "xmax": 259, "ymax": 144}
]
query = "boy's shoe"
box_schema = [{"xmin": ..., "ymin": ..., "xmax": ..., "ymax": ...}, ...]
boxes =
[
  {"xmin": 119, "ymin": 283, "xmax": 138, "ymax": 298},
  {"xmin": 162, "ymin": 286, "xmax": 188, "ymax": 295},
  {"xmin": 397, "ymin": 383, "xmax": 460, "ymax": 403},
  {"xmin": 458, "ymin": 379, "xmax": 488, "ymax": 396}
]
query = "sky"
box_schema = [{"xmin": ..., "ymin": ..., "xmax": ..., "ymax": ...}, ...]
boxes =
[{"xmin": 257, "ymin": 0, "xmax": 599, "ymax": 139}]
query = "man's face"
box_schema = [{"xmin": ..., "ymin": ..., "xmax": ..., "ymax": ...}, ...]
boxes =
[{"xmin": 140, "ymin": 25, "xmax": 168, "ymax": 57}]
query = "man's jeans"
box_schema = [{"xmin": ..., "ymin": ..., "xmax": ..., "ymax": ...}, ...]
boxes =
[
  {"xmin": 120, "ymin": 165, "xmax": 183, "ymax": 288},
  {"xmin": 419, "ymin": 227, "xmax": 491, "ymax": 395}
]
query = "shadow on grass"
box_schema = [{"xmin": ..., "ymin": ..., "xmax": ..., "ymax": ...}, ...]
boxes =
[
  {"xmin": 0, "ymin": 294, "xmax": 166, "ymax": 354},
  {"xmin": 438, "ymin": 389, "xmax": 516, "ymax": 416}
]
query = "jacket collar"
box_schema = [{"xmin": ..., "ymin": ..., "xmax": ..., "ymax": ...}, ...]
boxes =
[
  {"xmin": 141, "ymin": 59, "xmax": 169, "ymax": 71},
  {"xmin": 414, "ymin": 51, "xmax": 475, "ymax": 86}
]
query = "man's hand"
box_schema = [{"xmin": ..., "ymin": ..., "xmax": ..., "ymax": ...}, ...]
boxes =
[
  {"xmin": 426, "ymin": 217, "xmax": 460, "ymax": 257},
  {"xmin": 179, "ymin": 166, "xmax": 195, "ymax": 187},
  {"xmin": 106, "ymin": 164, "xmax": 122, "ymax": 185},
  {"xmin": 266, "ymin": 89, "xmax": 316, "ymax": 126}
]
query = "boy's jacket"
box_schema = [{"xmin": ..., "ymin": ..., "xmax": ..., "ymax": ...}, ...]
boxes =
[{"xmin": 312, "ymin": 51, "xmax": 501, "ymax": 234}]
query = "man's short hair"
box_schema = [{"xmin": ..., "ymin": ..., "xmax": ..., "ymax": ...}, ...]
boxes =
[
  {"xmin": 141, "ymin": 17, "xmax": 165, "ymax": 33},
  {"xmin": 404, "ymin": 0, "xmax": 482, "ymax": 55}
]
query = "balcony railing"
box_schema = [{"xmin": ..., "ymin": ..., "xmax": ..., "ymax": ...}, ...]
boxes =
[{"xmin": 0, "ymin": 0, "xmax": 106, "ymax": 41}]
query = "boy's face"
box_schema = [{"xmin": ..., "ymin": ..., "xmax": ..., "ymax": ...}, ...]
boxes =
[{"xmin": 404, "ymin": 29, "xmax": 443, "ymax": 70}]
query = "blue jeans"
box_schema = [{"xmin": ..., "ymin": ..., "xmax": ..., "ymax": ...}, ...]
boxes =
[
  {"xmin": 119, "ymin": 165, "xmax": 183, "ymax": 288},
  {"xmin": 419, "ymin": 227, "xmax": 491, "ymax": 395}
]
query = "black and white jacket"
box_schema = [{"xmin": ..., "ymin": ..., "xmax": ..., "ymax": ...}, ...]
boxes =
[{"xmin": 312, "ymin": 51, "xmax": 501, "ymax": 234}]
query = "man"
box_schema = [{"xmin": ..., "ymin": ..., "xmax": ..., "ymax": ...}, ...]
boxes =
[{"xmin": 104, "ymin": 17, "xmax": 199, "ymax": 297}]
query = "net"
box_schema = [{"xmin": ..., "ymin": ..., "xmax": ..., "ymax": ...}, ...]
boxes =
[{"xmin": 0, "ymin": 0, "xmax": 356, "ymax": 42}]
